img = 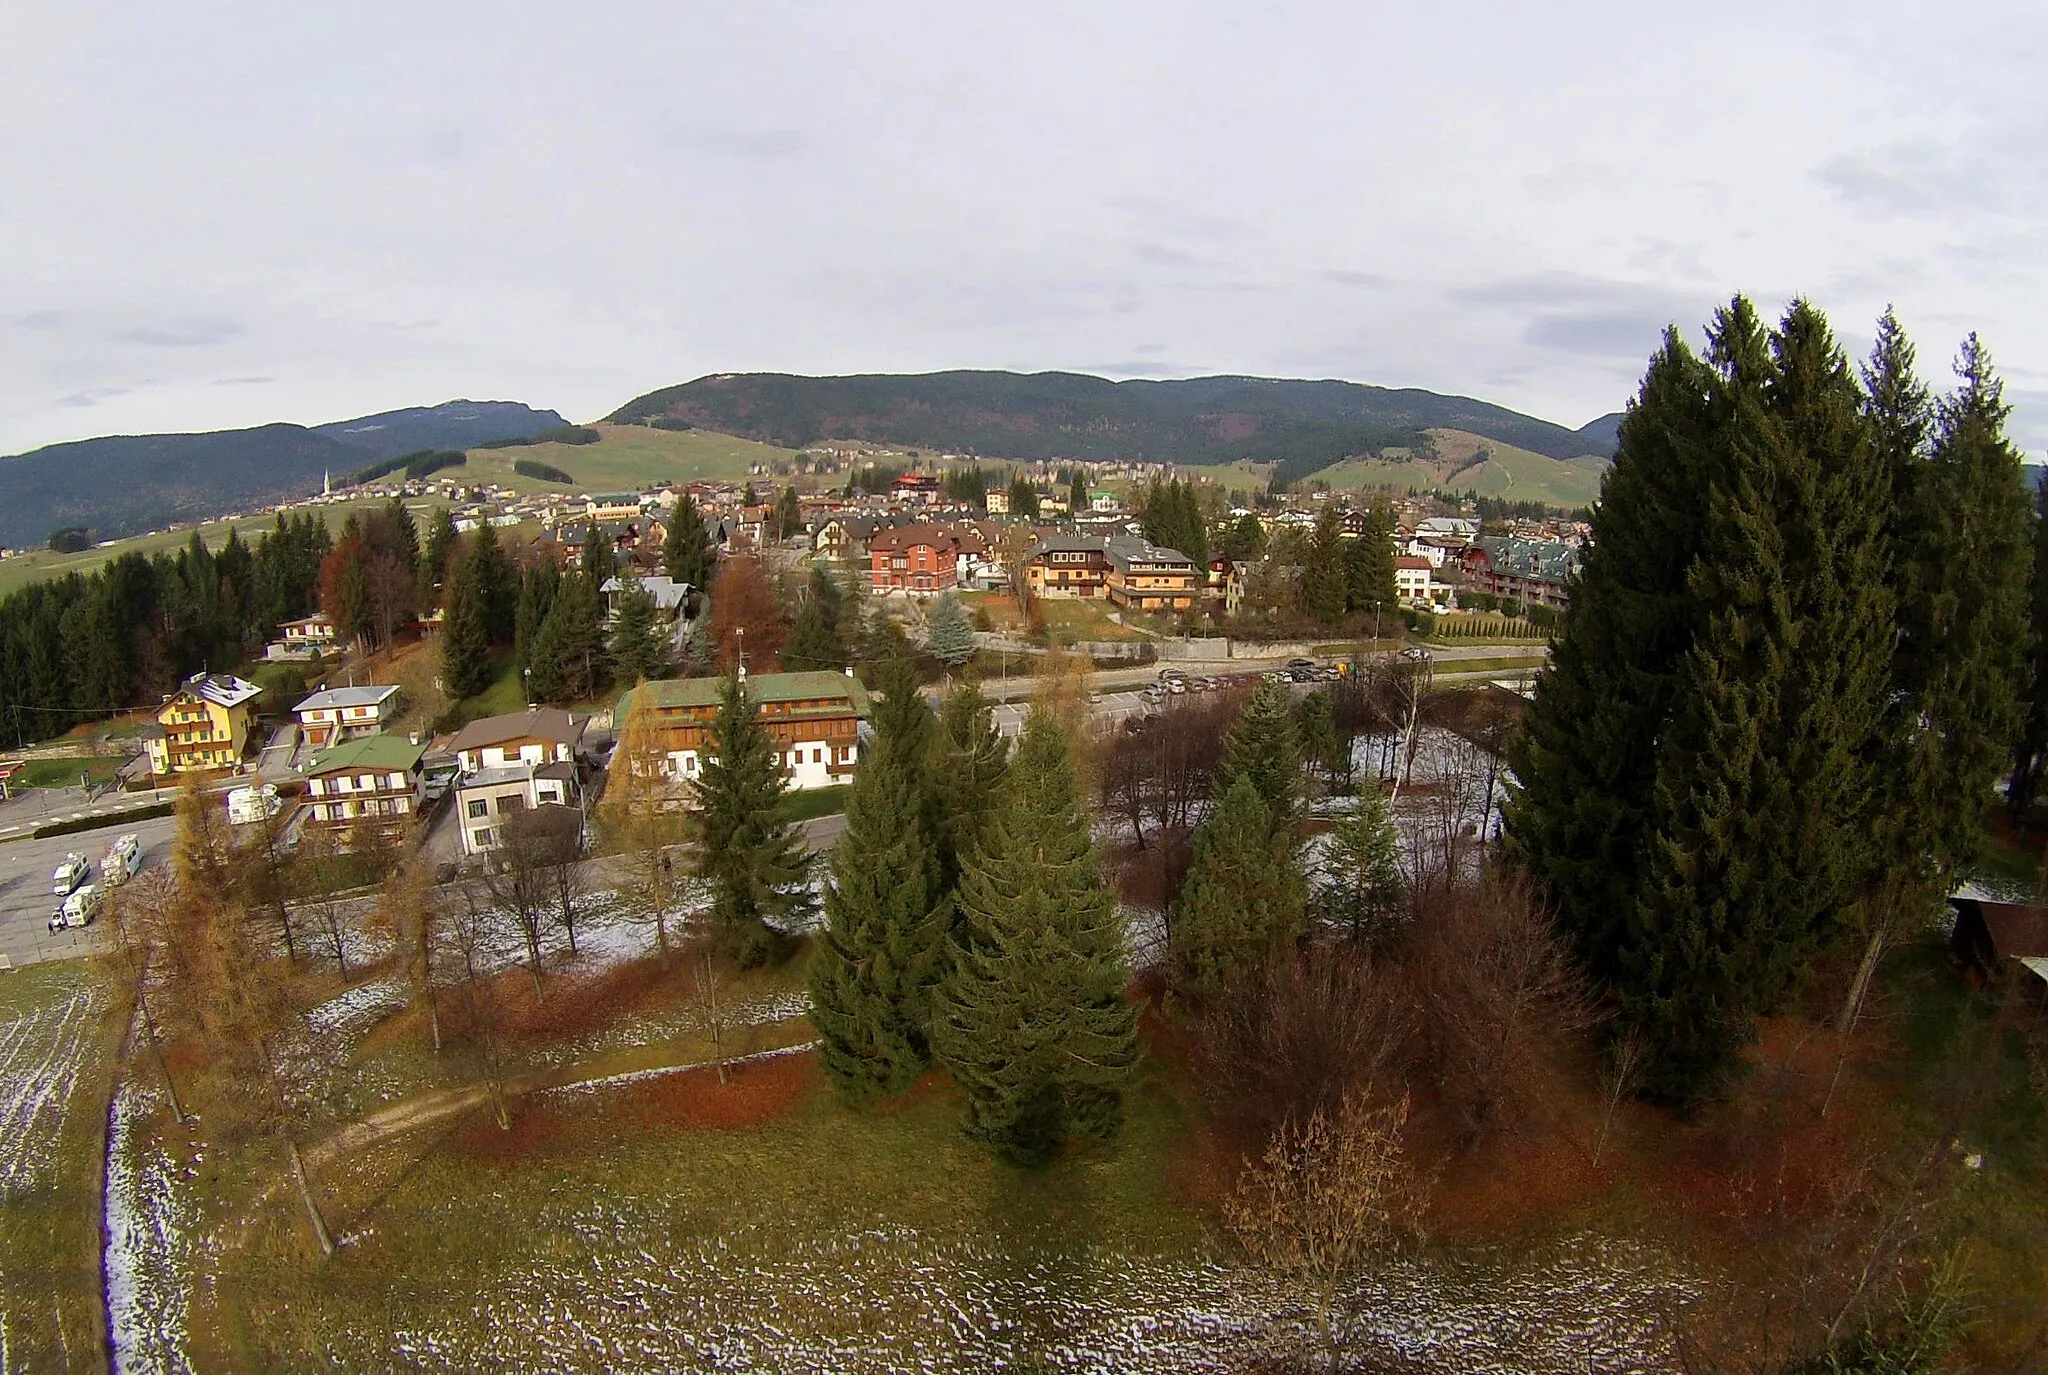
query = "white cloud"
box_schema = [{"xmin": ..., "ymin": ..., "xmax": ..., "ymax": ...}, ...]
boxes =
[{"xmin": 0, "ymin": 0, "xmax": 2042, "ymax": 454}]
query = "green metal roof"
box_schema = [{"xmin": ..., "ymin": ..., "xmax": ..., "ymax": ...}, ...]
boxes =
[
  {"xmin": 618, "ymin": 671, "xmax": 871, "ymax": 718},
  {"xmin": 305, "ymin": 734, "xmax": 426, "ymax": 776}
]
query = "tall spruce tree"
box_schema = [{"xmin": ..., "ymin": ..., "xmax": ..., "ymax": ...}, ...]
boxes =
[
  {"xmin": 1893, "ymin": 336, "xmax": 2033, "ymax": 881},
  {"xmin": 464, "ymin": 524, "xmax": 518, "ymax": 644},
  {"xmin": 1505, "ymin": 328, "xmax": 1718, "ymax": 985},
  {"xmin": 924, "ymin": 591, "xmax": 976, "ymax": 667},
  {"xmin": 934, "ymin": 712, "xmax": 1138, "ymax": 1164},
  {"xmin": 782, "ymin": 566, "xmax": 847, "ymax": 672},
  {"xmin": 1172, "ymin": 775, "xmax": 1306, "ymax": 1002},
  {"xmin": 1217, "ymin": 679, "xmax": 1303, "ymax": 838},
  {"xmin": 933, "ymin": 675, "xmax": 1009, "ymax": 892},
  {"xmin": 527, "ymin": 571, "xmax": 607, "ymax": 703},
  {"xmin": 1302, "ymin": 504, "xmax": 1348, "ymax": 626},
  {"xmin": 439, "ymin": 563, "xmax": 494, "ymax": 700},
  {"xmin": 420, "ymin": 507, "xmax": 458, "ymax": 605},
  {"xmin": 513, "ymin": 562, "xmax": 561, "ymax": 680},
  {"xmin": 1344, "ymin": 501, "xmax": 1398, "ymax": 615},
  {"xmin": 808, "ymin": 666, "xmax": 951, "ymax": 1102},
  {"xmin": 663, "ymin": 491, "xmax": 717, "ymax": 590},
  {"xmin": 692, "ymin": 675, "xmax": 813, "ymax": 965},
  {"xmin": 1624, "ymin": 300, "xmax": 1899, "ymax": 1101},
  {"xmin": 580, "ymin": 521, "xmax": 613, "ymax": 583},
  {"xmin": 608, "ymin": 580, "xmax": 669, "ymax": 685},
  {"xmin": 1317, "ymin": 788, "xmax": 1405, "ymax": 945},
  {"xmin": 2009, "ymin": 479, "xmax": 2048, "ymax": 812}
]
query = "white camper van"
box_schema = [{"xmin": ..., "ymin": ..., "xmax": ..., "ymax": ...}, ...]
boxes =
[
  {"xmin": 51, "ymin": 852, "xmax": 90, "ymax": 896},
  {"xmin": 49, "ymin": 882, "xmax": 104, "ymax": 931},
  {"xmin": 101, "ymin": 833, "xmax": 141, "ymax": 886}
]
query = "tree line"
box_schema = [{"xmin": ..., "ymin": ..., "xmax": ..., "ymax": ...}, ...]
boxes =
[{"xmin": 0, "ymin": 512, "xmax": 331, "ymax": 746}]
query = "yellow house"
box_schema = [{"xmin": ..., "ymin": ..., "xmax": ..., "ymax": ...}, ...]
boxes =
[{"xmin": 144, "ymin": 672, "xmax": 264, "ymax": 776}]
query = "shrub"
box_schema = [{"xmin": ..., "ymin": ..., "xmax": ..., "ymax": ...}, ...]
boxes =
[{"xmin": 46, "ymin": 527, "xmax": 91, "ymax": 554}]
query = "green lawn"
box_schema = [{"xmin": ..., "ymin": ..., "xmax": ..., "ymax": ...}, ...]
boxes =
[
  {"xmin": 12, "ymin": 755, "xmax": 125, "ymax": 789},
  {"xmin": 775, "ymin": 784, "xmax": 851, "ymax": 824},
  {"xmin": 0, "ymin": 962, "xmax": 118, "ymax": 1367},
  {"xmin": 464, "ymin": 424, "xmax": 797, "ymax": 495}
]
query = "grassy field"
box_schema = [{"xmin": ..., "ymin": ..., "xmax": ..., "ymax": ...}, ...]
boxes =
[
  {"xmin": 464, "ymin": 424, "xmax": 797, "ymax": 495},
  {"xmin": 775, "ymin": 784, "xmax": 851, "ymax": 824},
  {"xmin": 0, "ymin": 960, "xmax": 118, "ymax": 1370},
  {"xmin": 1182, "ymin": 428, "xmax": 1609, "ymax": 509},
  {"xmin": 11, "ymin": 755, "xmax": 126, "ymax": 789}
]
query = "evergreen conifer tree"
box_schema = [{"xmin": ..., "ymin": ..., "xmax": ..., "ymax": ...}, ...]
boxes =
[
  {"xmin": 1069, "ymin": 470, "xmax": 1088, "ymax": 513},
  {"xmin": 692, "ymin": 675, "xmax": 813, "ymax": 965},
  {"xmin": 925, "ymin": 591, "xmax": 976, "ymax": 666},
  {"xmin": 933, "ymin": 675, "xmax": 1009, "ymax": 891},
  {"xmin": 1302, "ymin": 504, "xmax": 1348, "ymax": 626},
  {"xmin": 808, "ymin": 665, "xmax": 951, "ymax": 1102},
  {"xmin": 1892, "ymin": 336, "xmax": 2033, "ymax": 880},
  {"xmin": 420, "ymin": 507, "xmax": 457, "ymax": 605},
  {"xmin": 1626, "ymin": 299, "xmax": 1897, "ymax": 1101},
  {"xmin": 1505, "ymin": 328, "xmax": 1719, "ymax": 983},
  {"xmin": 580, "ymin": 521, "xmax": 613, "ymax": 583},
  {"xmin": 1221, "ymin": 511, "xmax": 1267, "ymax": 561},
  {"xmin": 934, "ymin": 713, "xmax": 1138, "ymax": 1164},
  {"xmin": 527, "ymin": 571, "xmax": 607, "ymax": 703},
  {"xmin": 1317, "ymin": 788, "xmax": 1404, "ymax": 944},
  {"xmin": 439, "ymin": 563, "xmax": 494, "ymax": 700},
  {"xmin": 464, "ymin": 524, "xmax": 518, "ymax": 644},
  {"xmin": 1217, "ymin": 679, "xmax": 1303, "ymax": 837},
  {"xmin": 663, "ymin": 491, "xmax": 717, "ymax": 590},
  {"xmin": 2008, "ymin": 479, "xmax": 2048, "ymax": 812},
  {"xmin": 782, "ymin": 600, "xmax": 841, "ymax": 673},
  {"xmin": 1172, "ymin": 776, "xmax": 1306, "ymax": 1002},
  {"xmin": 514, "ymin": 562, "xmax": 560, "ymax": 680},
  {"xmin": 1344, "ymin": 501, "xmax": 1398, "ymax": 615},
  {"xmin": 1007, "ymin": 475, "xmax": 1040, "ymax": 521},
  {"xmin": 608, "ymin": 580, "xmax": 669, "ymax": 685}
]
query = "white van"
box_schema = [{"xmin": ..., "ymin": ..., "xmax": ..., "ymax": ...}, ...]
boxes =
[
  {"xmin": 49, "ymin": 882, "xmax": 104, "ymax": 931},
  {"xmin": 52, "ymin": 852, "xmax": 90, "ymax": 896}
]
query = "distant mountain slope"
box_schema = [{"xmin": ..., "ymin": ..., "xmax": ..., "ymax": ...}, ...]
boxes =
[
  {"xmin": 609, "ymin": 371, "xmax": 1618, "ymax": 476},
  {"xmin": 0, "ymin": 399, "xmax": 566, "ymax": 549},
  {"xmin": 313, "ymin": 400, "xmax": 568, "ymax": 463},
  {"xmin": 1572, "ymin": 412, "xmax": 1624, "ymax": 457}
]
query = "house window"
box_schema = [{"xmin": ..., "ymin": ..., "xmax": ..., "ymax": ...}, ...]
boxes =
[
  {"xmin": 499, "ymin": 795, "xmax": 526, "ymax": 815},
  {"xmin": 466, "ymin": 798, "xmax": 488, "ymax": 819},
  {"xmin": 475, "ymin": 828, "xmax": 494, "ymax": 849}
]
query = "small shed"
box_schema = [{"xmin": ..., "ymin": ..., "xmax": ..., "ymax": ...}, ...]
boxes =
[{"xmin": 1948, "ymin": 897, "xmax": 2048, "ymax": 999}]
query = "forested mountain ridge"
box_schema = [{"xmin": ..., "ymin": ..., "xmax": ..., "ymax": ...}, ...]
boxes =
[
  {"xmin": 609, "ymin": 370, "xmax": 1621, "ymax": 479},
  {"xmin": 0, "ymin": 400, "xmax": 566, "ymax": 549}
]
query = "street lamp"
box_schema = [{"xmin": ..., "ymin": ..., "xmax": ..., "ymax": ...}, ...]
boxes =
[{"xmin": 522, "ymin": 666, "xmax": 532, "ymax": 707}]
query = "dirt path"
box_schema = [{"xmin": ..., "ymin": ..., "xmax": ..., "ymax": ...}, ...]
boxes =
[{"xmin": 303, "ymin": 1032, "xmax": 816, "ymax": 1168}]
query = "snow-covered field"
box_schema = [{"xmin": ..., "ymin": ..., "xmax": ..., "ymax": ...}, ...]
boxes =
[
  {"xmin": 0, "ymin": 979, "xmax": 99, "ymax": 1196},
  {"xmin": 105, "ymin": 1076, "xmax": 198, "ymax": 1375},
  {"xmin": 0, "ymin": 972, "xmax": 106, "ymax": 1367},
  {"xmin": 351, "ymin": 1220, "xmax": 1683, "ymax": 1373}
]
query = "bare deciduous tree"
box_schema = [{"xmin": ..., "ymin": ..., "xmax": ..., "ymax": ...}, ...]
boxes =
[
  {"xmin": 481, "ymin": 810, "xmax": 554, "ymax": 997},
  {"xmin": 450, "ymin": 889, "xmax": 514, "ymax": 1129},
  {"xmin": 101, "ymin": 869, "xmax": 188, "ymax": 1124},
  {"xmin": 1224, "ymin": 1092, "xmax": 1425, "ymax": 1375},
  {"xmin": 369, "ymin": 858, "xmax": 443, "ymax": 1053}
]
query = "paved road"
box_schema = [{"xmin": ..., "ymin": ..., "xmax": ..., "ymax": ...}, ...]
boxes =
[{"xmin": 0, "ymin": 815, "xmax": 178, "ymax": 967}]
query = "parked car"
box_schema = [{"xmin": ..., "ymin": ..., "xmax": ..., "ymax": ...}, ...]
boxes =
[
  {"xmin": 52, "ymin": 852, "xmax": 90, "ymax": 897},
  {"xmin": 1158, "ymin": 667, "xmax": 1187, "ymax": 682},
  {"xmin": 49, "ymin": 882, "xmax": 104, "ymax": 931},
  {"xmin": 1287, "ymin": 657, "xmax": 1316, "ymax": 671}
]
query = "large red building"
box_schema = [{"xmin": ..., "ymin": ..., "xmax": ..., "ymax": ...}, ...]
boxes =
[{"xmin": 867, "ymin": 524, "xmax": 962, "ymax": 595}]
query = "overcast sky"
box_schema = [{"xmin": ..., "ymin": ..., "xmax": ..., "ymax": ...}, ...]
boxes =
[{"xmin": 2, "ymin": 1, "xmax": 2044, "ymax": 456}]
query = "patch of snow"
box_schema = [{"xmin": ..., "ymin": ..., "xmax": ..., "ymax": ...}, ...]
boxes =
[{"xmin": 105, "ymin": 1076, "xmax": 194, "ymax": 1375}]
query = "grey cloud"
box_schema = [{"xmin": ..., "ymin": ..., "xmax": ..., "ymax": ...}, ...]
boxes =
[
  {"xmin": 1130, "ymin": 242, "xmax": 1205, "ymax": 268},
  {"xmin": 15, "ymin": 310, "xmax": 63, "ymax": 330},
  {"xmin": 56, "ymin": 387, "xmax": 132, "ymax": 408},
  {"xmin": 1106, "ymin": 197, "xmax": 1254, "ymax": 244},
  {"xmin": 1525, "ymin": 311, "xmax": 1679, "ymax": 361},
  {"xmin": 1084, "ymin": 360, "xmax": 1209, "ymax": 378},
  {"xmin": 1814, "ymin": 135, "xmax": 2048, "ymax": 220},
  {"xmin": 665, "ymin": 127, "xmax": 805, "ymax": 160},
  {"xmin": 116, "ymin": 320, "xmax": 241, "ymax": 348},
  {"xmin": 2004, "ymin": 389, "xmax": 2048, "ymax": 454},
  {"xmin": 1318, "ymin": 270, "xmax": 1391, "ymax": 290},
  {"xmin": 211, "ymin": 375, "xmax": 275, "ymax": 386}
]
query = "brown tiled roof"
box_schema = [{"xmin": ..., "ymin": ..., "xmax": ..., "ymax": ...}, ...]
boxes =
[
  {"xmin": 446, "ymin": 707, "xmax": 584, "ymax": 753},
  {"xmin": 1978, "ymin": 901, "xmax": 2048, "ymax": 959},
  {"xmin": 868, "ymin": 524, "xmax": 959, "ymax": 554}
]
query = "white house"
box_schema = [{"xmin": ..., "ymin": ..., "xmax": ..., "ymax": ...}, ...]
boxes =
[
  {"xmin": 1395, "ymin": 555, "xmax": 1454, "ymax": 608},
  {"xmin": 456, "ymin": 762, "xmax": 582, "ymax": 856},
  {"xmin": 293, "ymin": 684, "xmax": 401, "ymax": 751},
  {"xmin": 446, "ymin": 708, "xmax": 585, "ymax": 774}
]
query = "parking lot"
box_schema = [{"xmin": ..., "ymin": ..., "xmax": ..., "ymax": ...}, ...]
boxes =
[{"xmin": 0, "ymin": 816, "xmax": 178, "ymax": 967}]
